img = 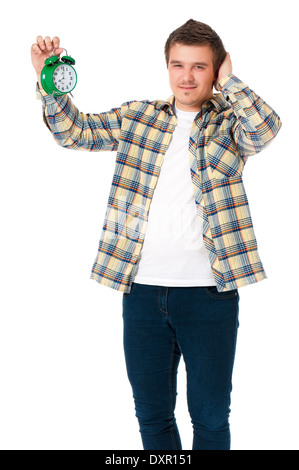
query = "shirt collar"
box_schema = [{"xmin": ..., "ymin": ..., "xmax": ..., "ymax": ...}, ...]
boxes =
[
  {"xmin": 158, "ymin": 96, "xmax": 176, "ymax": 115},
  {"xmin": 158, "ymin": 93, "xmax": 229, "ymax": 117}
]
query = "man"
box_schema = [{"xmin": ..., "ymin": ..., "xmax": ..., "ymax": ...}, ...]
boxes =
[{"xmin": 31, "ymin": 19, "xmax": 282, "ymax": 450}]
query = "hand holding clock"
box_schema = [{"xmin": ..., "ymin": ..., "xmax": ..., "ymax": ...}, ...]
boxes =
[
  {"xmin": 31, "ymin": 36, "xmax": 77, "ymax": 95},
  {"xmin": 31, "ymin": 36, "xmax": 63, "ymax": 84}
]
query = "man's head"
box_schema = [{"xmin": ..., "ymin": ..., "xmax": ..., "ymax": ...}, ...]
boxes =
[{"xmin": 164, "ymin": 19, "xmax": 227, "ymax": 111}]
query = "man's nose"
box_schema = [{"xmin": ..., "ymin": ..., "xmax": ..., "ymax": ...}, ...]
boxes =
[{"xmin": 182, "ymin": 68, "xmax": 194, "ymax": 82}]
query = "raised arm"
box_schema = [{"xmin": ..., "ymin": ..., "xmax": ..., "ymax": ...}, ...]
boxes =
[
  {"xmin": 32, "ymin": 35, "xmax": 128, "ymax": 152},
  {"xmin": 215, "ymin": 53, "xmax": 282, "ymax": 156}
]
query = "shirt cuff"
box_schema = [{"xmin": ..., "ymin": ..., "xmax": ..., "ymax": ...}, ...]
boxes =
[
  {"xmin": 216, "ymin": 73, "xmax": 248, "ymax": 94},
  {"xmin": 35, "ymin": 82, "xmax": 57, "ymax": 105}
]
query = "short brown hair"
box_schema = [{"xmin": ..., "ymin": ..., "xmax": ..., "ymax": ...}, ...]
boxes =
[{"xmin": 164, "ymin": 19, "xmax": 226, "ymax": 75}]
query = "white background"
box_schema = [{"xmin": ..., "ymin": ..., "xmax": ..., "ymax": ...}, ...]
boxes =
[{"xmin": 0, "ymin": 0, "xmax": 298, "ymax": 450}]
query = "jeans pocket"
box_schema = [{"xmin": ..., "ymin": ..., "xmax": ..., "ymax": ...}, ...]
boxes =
[{"xmin": 204, "ymin": 285, "xmax": 238, "ymax": 300}]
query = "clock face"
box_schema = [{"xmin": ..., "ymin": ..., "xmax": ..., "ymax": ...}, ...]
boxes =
[{"xmin": 52, "ymin": 64, "xmax": 76, "ymax": 93}]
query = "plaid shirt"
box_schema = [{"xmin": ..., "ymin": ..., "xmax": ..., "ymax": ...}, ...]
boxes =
[{"xmin": 36, "ymin": 73, "xmax": 282, "ymax": 293}]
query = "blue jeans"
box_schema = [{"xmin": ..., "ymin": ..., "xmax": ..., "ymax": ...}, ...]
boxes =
[{"xmin": 122, "ymin": 282, "xmax": 240, "ymax": 450}]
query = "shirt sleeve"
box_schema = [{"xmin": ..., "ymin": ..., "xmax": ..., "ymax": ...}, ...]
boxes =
[
  {"xmin": 36, "ymin": 83, "xmax": 131, "ymax": 152},
  {"xmin": 216, "ymin": 74, "xmax": 282, "ymax": 157}
]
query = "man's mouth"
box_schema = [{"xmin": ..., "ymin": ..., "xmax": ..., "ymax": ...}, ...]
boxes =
[{"xmin": 178, "ymin": 85, "xmax": 197, "ymax": 90}]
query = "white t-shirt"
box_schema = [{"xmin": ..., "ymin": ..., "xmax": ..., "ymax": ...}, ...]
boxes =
[{"xmin": 133, "ymin": 105, "xmax": 216, "ymax": 287}]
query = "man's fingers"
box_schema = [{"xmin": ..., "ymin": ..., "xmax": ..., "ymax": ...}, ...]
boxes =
[
  {"xmin": 53, "ymin": 48, "xmax": 63, "ymax": 57},
  {"xmin": 31, "ymin": 43, "xmax": 42, "ymax": 54},
  {"xmin": 52, "ymin": 37, "xmax": 62, "ymax": 57},
  {"xmin": 52, "ymin": 36, "xmax": 60, "ymax": 49},
  {"xmin": 36, "ymin": 35, "xmax": 56, "ymax": 52},
  {"xmin": 36, "ymin": 35, "xmax": 46, "ymax": 50},
  {"xmin": 44, "ymin": 36, "xmax": 53, "ymax": 51},
  {"xmin": 34, "ymin": 36, "xmax": 62, "ymax": 57}
]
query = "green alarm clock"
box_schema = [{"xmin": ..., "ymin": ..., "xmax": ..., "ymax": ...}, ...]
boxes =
[{"xmin": 41, "ymin": 48, "xmax": 77, "ymax": 96}]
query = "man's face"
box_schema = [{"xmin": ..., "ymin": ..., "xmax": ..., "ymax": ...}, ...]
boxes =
[{"xmin": 167, "ymin": 43, "xmax": 216, "ymax": 112}]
